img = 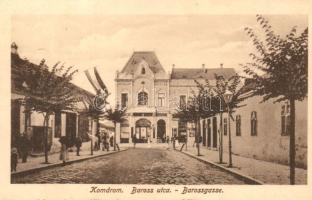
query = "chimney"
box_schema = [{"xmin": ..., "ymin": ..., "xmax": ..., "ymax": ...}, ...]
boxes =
[
  {"xmin": 220, "ymin": 63, "xmax": 223, "ymax": 69},
  {"xmin": 11, "ymin": 42, "xmax": 18, "ymax": 54},
  {"xmin": 172, "ymin": 64, "xmax": 175, "ymax": 69},
  {"xmin": 202, "ymin": 63, "xmax": 205, "ymax": 69}
]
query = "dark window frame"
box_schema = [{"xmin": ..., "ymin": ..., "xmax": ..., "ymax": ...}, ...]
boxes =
[
  {"xmin": 251, "ymin": 111, "xmax": 257, "ymax": 136},
  {"xmin": 236, "ymin": 115, "xmax": 241, "ymax": 136},
  {"xmin": 223, "ymin": 118, "xmax": 227, "ymax": 136},
  {"xmin": 121, "ymin": 93, "xmax": 128, "ymax": 108},
  {"xmin": 138, "ymin": 91, "xmax": 148, "ymax": 106}
]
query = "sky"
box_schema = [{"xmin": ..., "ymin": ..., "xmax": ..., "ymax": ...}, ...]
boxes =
[{"xmin": 11, "ymin": 15, "xmax": 307, "ymax": 105}]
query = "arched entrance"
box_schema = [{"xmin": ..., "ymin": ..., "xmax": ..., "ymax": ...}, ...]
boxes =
[
  {"xmin": 135, "ymin": 118, "xmax": 151, "ymax": 143},
  {"xmin": 157, "ymin": 119, "xmax": 166, "ymax": 143}
]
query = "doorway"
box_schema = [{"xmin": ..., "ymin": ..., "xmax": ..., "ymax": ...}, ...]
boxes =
[{"xmin": 157, "ymin": 119, "xmax": 166, "ymax": 143}]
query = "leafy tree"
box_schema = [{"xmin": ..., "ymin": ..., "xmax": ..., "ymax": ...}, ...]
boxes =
[
  {"xmin": 103, "ymin": 104, "xmax": 127, "ymax": 151},
  {"xmin": 214, "ymin": 74, "xmax": 249, "ymax": 167},
  {"xmin": 195, "ymin": 75, "xmax": 249, "ymax": 166},
  {"xmin": 81, "ymin": 95, "xmax": 107, "ymax": 155},
  {"xmin": 242, "ymin": 15, "xmax": 308, "ymax": 184},
  {"xmin": 175, "ymin": 93, "xmax": 202, "ymax": 155},
  {"xmin": 175, "ymin": 80, "xmax": 218, "ymax": 156},
  {"xmin": 23, "ymin": 59, "xmax": 78, "ymax": 163}
]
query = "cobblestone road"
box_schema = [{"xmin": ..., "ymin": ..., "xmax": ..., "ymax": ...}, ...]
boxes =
[{"xmin": 12, "ymin": 148, "xmax": 248, "ymax": 184}]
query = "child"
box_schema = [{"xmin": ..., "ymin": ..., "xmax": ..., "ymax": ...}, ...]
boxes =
[{"xmin": 11, "ymin": 147, "xmax": 18, "ymax": 172}]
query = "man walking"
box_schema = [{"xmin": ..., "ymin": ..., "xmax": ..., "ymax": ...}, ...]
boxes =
[
  {"xmin": 19, "ymin": 133, "xmax": 31, "ymax": 163},
  {"xmin": 75, "ymin": 136, "xmax": 82, "ymax": 156},
  {"xmin": 11, "ymin": 147, "xmax": 18, "ymax": 172},
  {"xmin": 110, "ymin": 134, "xmax": 120, "ymax": 151},
  {"xmin": 179, "ymin": 133, "xmax": 187, "ymax": 151},
  {"xmin": 171, "ymin": 134, "xmax": 176, "ymax": 150}
]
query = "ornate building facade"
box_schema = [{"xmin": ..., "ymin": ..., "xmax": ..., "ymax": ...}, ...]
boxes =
[{"xmin": 115, "ymin": 51, "xmax": 234, "ymax": 144}]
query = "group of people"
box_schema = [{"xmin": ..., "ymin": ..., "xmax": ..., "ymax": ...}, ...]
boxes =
[
  {"xmin": 11, "ymin": 133, "xmax": 32, "ymax": 172},
  {"xmin": 170, "ymin": 134, "xmax": 203, "ymax": 151},
  {"xmin": 93, "ymin": 132, "xmax": 120, "ymax": 152}
]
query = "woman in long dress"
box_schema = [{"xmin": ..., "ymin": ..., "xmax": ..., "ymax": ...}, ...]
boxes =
[{"xmin": 59, "ymin": 136, "xmax": 68, "ymax": 164}]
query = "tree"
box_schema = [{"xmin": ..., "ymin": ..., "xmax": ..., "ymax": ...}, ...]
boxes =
[
  {"xmin": 103, "ymin": 104, "xmax": 127, "ymax": 151},
  {"xmin": 195, "ymin": 75, "xmax": 248, "ymax": 166},
  {"xmin": 175, "ymin": 94, "xmax": 201, "ymax": 155},
  {"xmin": 242, "ymin": 15, "xmax": 308, "ymax": 184},
  {"xmin": 175, "ymin": 81, "xmax": 217, "ymax": 156},
  {"xmin": 23, "ymin": 59, "xmax": 78, "ymax": 163},
  {"xmin": 214, "ymin": 74, "xmax": 248, "ymax": 167},
  {"xmin": 81, "ymin": 95, "xmax": 107, "ymax": 155}
]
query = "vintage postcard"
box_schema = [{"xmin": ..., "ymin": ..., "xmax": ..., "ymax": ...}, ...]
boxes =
[{"xmin": 0, "ymin": 0, "xmax": 311, "ymax": 200}]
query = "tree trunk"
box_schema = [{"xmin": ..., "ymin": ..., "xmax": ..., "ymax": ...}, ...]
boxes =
[
  {"xmin": 219, "ymin": 112, "xmax": 223, "ymax": 163},
  {"xmin": 91, "ymin": 119, "xmax": 93, "ymax": 155},
  {"xmin": 289, "ymin": 99, "xmax": 296, "ymax": 184},
  {"xmin": 43, "ymin": 114, "xmax": 50, "ymax": 164},
  {"xmin": 196, "ymin": 119, "xmax": 200, "ymax": 156},
  {"xmin": 114, "ymin": 122, "xmax": 116, "ymax": 151},
  {"xmin": 228, "ymin": 110, "xmax": 232, "ymax": 168}
]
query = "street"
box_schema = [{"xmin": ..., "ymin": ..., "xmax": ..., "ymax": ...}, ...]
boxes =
[{"xmin": 12, "ymin": 148, "xmax": 248, "ymax": 184}]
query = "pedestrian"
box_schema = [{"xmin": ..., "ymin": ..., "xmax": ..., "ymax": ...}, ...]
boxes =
[
  {"xmin": 75, "ymin": 136, "xmax": 82, "ymax": 156},
  {"xmin": 11, "ymin": 147, "xmax": 18, "ymax": 172},
  {"xmin": 101, "ymin": 133, "xmax": 106, "ymax": 151},
  {"xmin": 166, "ymin": 136, "xmax": 170, "ymax": 144},
  {"xmin": 96, "ymin": 133, "xmax": 101, "ymax": 150},
  {"xmin": 19, "ymin": 133, "xmax": 31, "ymax": 163},
  {"xmin": 172, "ymin": 135, "xmax": 176, "ymax": 150},
  {"xmin": 109, "ymin": 135, "xmax": 113, "ymax": 148},
  {"xmin": 93, "ymin": 135, "xmax": 99, "ymax": 151},
  {"xmin": 105, "ymin": 133, "xmax": 110, "ymax": 151},
  {"xmin": 111, "ymin": 134, "xmax": 120, "ymax": 151},
  {"xmin": 180, "ymin": 134, "xmax": 187, "ymax": 151},
  {"xmin": 59, "ymin": 136, "xmax": 68, "ymax": 164},
  {"xmin": 132, "ymin": 134, "xmax": 137, "ymax": 149}
]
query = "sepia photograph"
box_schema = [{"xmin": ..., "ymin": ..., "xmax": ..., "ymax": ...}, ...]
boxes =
[{"xmin": 9, "ymin": 14, "xmax": 308, "ymax": 187}]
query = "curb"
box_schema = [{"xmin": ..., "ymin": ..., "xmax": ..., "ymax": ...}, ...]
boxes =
[
  {"xmin": 11, "ymin": 149, "xmax": 128, "ymax": 178},
  {"xmin": 177, "ymin": 150, "xmax": 264, "ymax": 185}
]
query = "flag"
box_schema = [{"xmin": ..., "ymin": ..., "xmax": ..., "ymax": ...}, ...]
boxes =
[
  {"xmin": 94, "ymin": 67, "xmax": 109, "ymax": 95},
  {"xmin": 84, "ymin": 69, "xmax": 100, "ymax": 93}
]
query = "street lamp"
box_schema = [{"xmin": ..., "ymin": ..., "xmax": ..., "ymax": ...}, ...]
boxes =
[{"xmin": 223, "ymin": 90, "xmax": 233, "ymax": 167}]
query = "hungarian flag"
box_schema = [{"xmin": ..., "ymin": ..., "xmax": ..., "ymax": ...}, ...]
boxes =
[
  {"xmin": 94, "ymin": 67, "xmax": 109, "ymax": 95},
  {"xmin": 84, "ymin": 67, "xmax": 109, "ymax": 96}
]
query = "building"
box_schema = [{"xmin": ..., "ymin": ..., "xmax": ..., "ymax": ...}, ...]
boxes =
[
  {"xmin": 115, "ymin": 51, "xmax": 234, "ymax": 144},
  {"xmin": 115, "ymin": 51, "xmax": 307, "ymax": 168},
  {"xmin": 11, "ymin": 43, "xmax": 98, "ymax": 154},
  {"xmin": 202, "ymin": 95, "xmax": 307, "ymax": 168}
]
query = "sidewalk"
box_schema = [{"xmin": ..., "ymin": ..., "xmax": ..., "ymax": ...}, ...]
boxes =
[
  {"xmin": 177, "ymin": 144, "xmax": 307, "ymax": 185},
  {"xmin": 12, "ymin": 142, "xmax": 128, "ymax": 176}
]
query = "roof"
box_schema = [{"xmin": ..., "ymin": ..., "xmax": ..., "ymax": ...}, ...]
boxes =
[
  {"xmin": 11, "ymin": 53, "xmax": 95, "ymax": 98},
  {"xmin": 171, "ymin": 68, "xmax": 236, "ymax": 79},
  {"xmin": 121, "ymin": 51, "xmax": 165, "ymax": 74}
]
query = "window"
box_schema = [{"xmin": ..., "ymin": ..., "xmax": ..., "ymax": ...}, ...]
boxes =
[
  {"xmin": 251, "ymin": 111, "xmax": 257, "ymax": 136},
  {"xmin": 138, "ymin": 91, "xmax": 148, "ymax": 105},
  {"xmin": 223, "ymin": 118, "xmax": 227, "ymax": 135},
  {"xmin": 180, "ymin": 95, "xmax": 186, "ymax": 109},
  {"xmin": 236, "ymin": 115, "xmax": 241, "ymax": 136},
  {"xmin": 141, "ymin": 67, "xmax": 146, "ymax": 74},
  {"xmin": 158, "ymin": 93, "xmax": 165, "ymax": 107},
  {"xmin": 281, "ymin": 102, "xmax": 290, "ymax": 136},
  {"xmin": 121, "ymin": 93, "xmax": 128, "ymax": 108}
]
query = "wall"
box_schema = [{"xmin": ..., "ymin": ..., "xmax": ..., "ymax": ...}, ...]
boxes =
[{"xmin": 220, "ymin": 96, "xmax": 307, "ymax": 168}]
